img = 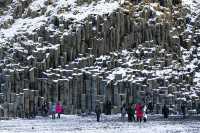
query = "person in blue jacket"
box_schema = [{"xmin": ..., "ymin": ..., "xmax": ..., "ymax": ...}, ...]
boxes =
[{"xmin": 50, "ymin": 102, "xmax": 56, "ymax": 119}]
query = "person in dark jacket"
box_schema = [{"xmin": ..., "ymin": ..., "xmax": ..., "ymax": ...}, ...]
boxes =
[
  {"xmin": 130, "ymin": 104, "xmax": 135, "ymax": 122},
  {"xmin": 147, "ymin": 102, "xmax": 154, "ymax": 113},
  {"xmin": 106, "ymin": 100, "xmax": 112, "ymax": 115},
  {"xmin": 95, "ymin": 104, "xmax": 101, "ymax": 122},
  {"xmin": 44, "ymin": 101, "xmax": 49, "ymax": 116},
  {"xmin": 127, "ymin": 104, "xmax": 133, "ymax": 122},
  {"xmin": 181, "ymin": 103, "xmax": 186, "ymax": 118},
  {"xmin": 162, "ymin": 104, "xmax": 169, "ymax": 118}
]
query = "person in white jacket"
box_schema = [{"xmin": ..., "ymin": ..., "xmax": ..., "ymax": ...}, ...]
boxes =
[{"xmin": 143, "ymin": 105, "xmax": 147, "ymax": 122}]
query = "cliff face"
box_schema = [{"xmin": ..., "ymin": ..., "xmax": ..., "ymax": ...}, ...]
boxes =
[{"xmin": 0, "ymin": 0, "xmax": 199, "ymax": 117}]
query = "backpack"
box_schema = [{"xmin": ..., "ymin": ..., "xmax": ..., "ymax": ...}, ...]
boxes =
[{"xmin": 122, "ymin": 107, "xmax": 126, "ymax": 114}]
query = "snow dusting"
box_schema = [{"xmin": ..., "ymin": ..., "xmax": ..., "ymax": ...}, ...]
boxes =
[{"xmin": 0, "ymin": 0, "xmax": 119, "ymax": 43}]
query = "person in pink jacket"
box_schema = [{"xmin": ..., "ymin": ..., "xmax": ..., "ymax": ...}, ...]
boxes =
[
  {"xmin": 56, "ymin": 102, "xmax": 63, "ymax": 119},
  {"xmin": 135, "ymin": 103, "xmax": 143, "ymax": 122}
]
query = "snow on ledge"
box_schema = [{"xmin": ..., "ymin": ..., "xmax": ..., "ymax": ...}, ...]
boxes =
[
  {"xmin": 182, "ymin": 0, "xmax": 200, "ymax": 23},
  {"xmin": 0, "ymin": 0, "xmax": 119, "ymax": 42}
]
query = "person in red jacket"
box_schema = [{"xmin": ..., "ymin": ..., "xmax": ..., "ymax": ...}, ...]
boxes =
[
  {"xmin": 135, "ymin": 103, "xmax": 143, "ymax": 122},
  {"xmin": 56, "ymin": 102, "xmax": 63, "ymax": 119}
]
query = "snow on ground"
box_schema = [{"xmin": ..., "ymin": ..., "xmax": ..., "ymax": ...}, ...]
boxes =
[{"xmin": 0, "ymin": 115, "xmax": 200, "ymax": 133}]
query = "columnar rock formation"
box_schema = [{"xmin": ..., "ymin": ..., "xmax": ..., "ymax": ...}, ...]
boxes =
[{"xmin": 0, "ymin": 0, "xmax": 200, "ymax": 118}]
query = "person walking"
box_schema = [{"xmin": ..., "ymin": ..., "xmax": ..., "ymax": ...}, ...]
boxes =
[
  {"xmin": 162, "ymin": 104, "xmax": 169, "ymax": 118},
  {"xmin": 135, "ymin": 103, "xmax": 143, "ymax": 122},
  {"xmin": 56, "ymin": 102, "xmax": 63, "ymax": 119},
  {"xmin": 95, "ymin": 104, "xmax": 101, "ymax": 122},
  {"xmin": 50, "ymin": 102, "xmax": 56, "ymax": 119}
]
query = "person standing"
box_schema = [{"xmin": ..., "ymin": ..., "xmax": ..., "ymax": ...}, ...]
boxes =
[
  {"xmin": 44, "ymin": 101, "xmax": 49, "ymax": 116},
  {"xmin": 162, "ymin": 104, "xmax": 169, "ymax": 118},
  {"xmin": 147, "ymin": 102, "xmax": 154, "ymax": 114},
  {"xmin": 130, "ymin": 104, "xmax": 135, "ymax": 122},
  {"xmin": 106, "ymin": 100, "xmax": 112, "ymax": 115},
  {"xmin": 41, "ymin": 101, "xmax": 45, "ymax": 117},
  {"xmin": 104, "ymin": 100, "xmax": 111, "ymax": 115},
  {"xmin": 56, "ymin": 102, "xmax": 63, "ymax": 119},
  {"xmin": 95, "ymin": 104, "xmax": 101, "ymax": 122},
  {"xmin": 181, "ymin": 103, "xmax": 186, "ymax": 118},
  {"xmin": 135, "ymin": 103, "xmax": 143, "ymax": 122},
  {"xmin": 127, "ymin": 104, "xmax": 132, "ymax": 122},
  {"xmin": 50, "ymin": 102, "xmax": 56, "ymax": 119},
  {"xmin": 121, "ymin": 104, "xmax": 126, "ymax": 121},
  {"xmin": 143, "ymin": 104, "xmax": 147, "ymax": 122}
]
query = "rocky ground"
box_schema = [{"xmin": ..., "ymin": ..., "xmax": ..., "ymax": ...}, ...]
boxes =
[{"xmin": 1, "ymin": 114, "xmax": 200, "ymax": 133}]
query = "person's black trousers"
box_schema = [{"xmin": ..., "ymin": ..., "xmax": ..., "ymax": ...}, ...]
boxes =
[
  {"xmin": 57, "ymin": 113, "xmax": 61, "ymax": 119},
  {"xmin": 97, "ymin": 114, "xmax": 100, "ymax": 122}
]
